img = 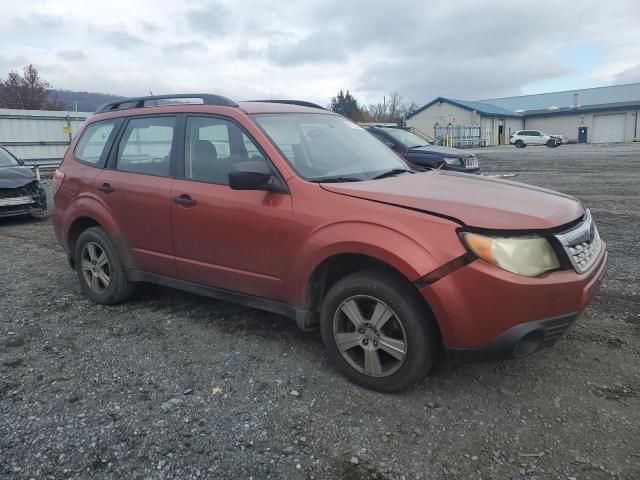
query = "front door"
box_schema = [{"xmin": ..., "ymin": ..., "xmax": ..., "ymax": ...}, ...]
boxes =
[
  {"xmin": 578, "ymin": 127, "xmax": 588, "ymax": 143},
  {"xmin": 171, "ymin": 114, "xmax": 295, "ymax": 301},
  {"xmin": 96, "ymin": 115, "xmax": 177, "ymax": 277}
]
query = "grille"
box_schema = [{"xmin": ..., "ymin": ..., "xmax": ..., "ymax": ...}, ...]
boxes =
[
  {"xmin": 0, "ymin": 181, "xmax": 39, "ymax": 199},
  {"xmin": 555, "ymin": 210, "xmax": 602, "ymax": 274},
  {"xmin": 462, "ymin": 156, "xmax": 479, "ymax": 169},
  {"xmin": 541, "ymin": 319, "xmax": 573, "ymax": 347}
]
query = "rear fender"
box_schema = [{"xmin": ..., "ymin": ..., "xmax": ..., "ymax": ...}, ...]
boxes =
[{"xmin": 62, "ymin": 194, "xmax": 134, "ymax": 267}]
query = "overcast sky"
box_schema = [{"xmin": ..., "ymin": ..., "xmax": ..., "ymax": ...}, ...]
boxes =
[{"xmin": 1, "ymin": 0, "xmax": 639, "ymax": 107}]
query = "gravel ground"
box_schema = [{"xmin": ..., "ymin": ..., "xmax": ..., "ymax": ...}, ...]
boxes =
[{"xmin": 1, "ymin": 143, "xmax": 639, "ymax": 479}]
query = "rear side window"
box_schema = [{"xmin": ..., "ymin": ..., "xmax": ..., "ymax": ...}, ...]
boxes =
[
  {"xmin": 75, "ymin": 120, "xmax": 117, "ymax": 165},
  {"xmin": 116, "ymin": 116, "xmax": 175, "ymax": 176}
]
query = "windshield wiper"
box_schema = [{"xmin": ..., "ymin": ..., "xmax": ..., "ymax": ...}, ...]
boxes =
[
  {"xmin": 408, "ymin": 144, "xmax": 430, "ymax": 149},
  {"xmin": 309, "ymin": 176, "xmax": 362, "ymax": 183},
  {"xmin": 371, "ymin": 168, "xmax": 414, "ymax": 180}
]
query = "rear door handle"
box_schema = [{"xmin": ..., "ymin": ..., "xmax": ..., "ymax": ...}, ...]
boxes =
[
  {"xmin": 172, "ymin": 194, "xmax": 197, "ymax": 206},
  {"xmin": 98, "ymin": 183, "xmax": 114, "ymax": 193}
]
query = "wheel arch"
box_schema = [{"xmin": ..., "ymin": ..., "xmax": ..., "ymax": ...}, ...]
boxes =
[
  {"xmin": 63, "ymin": 196, "xmax": 128, "ymax": 268},
  {"xmin": 67, "ymin": 216, "xmax": 102, "ymax": 261},
  {"xmin": 301, "ymin": 251, "xmax": 440, "ymax": 334}
]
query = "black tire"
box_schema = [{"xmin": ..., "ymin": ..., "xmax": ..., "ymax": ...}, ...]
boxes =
[
  {"xmin": 515, "ymin": 140, "xmax": 525, "ymax": 148},
  {"xmin": 74, "ymin": 227, "xmax": 136, "ymax": 304},
  {"xmin": 546, "ymin": 139, "xmax": 557, "ymax": 148},
  {"xmin": 320, "ymin": 269, "xmax": 439, "ymax": 392}
]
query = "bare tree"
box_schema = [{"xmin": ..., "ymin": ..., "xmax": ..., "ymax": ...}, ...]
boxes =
[
  {"xmin": 0, "ymin": 64, "xmax": 56, "ymax": 110},
  {"xmin": 386, "ymin": 91, "xmax": 403, "ymax": 123},
  {"xmin": 365, "ymin": 93, "xmax": 419, "ymax": 124},
  {"xmin": 366, "ymin": 102, "xmax": 387, "ymax": 122}
]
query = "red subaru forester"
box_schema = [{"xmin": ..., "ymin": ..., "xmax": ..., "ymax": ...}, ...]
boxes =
[{"xmin": 52, "ymin": 94, "xmax": 607, "ymax": 392}]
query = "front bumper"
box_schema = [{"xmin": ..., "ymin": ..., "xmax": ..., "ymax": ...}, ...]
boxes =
[
  {"xmin": 0, "ymin": 185, "xmax": 47, "ymax": 218},
  {"xmin": 445, "ymin": 313, "xmax": 578, "ymax": 362},
  {"xmin": 421, "ymin": 244, "xmax": 607, "ymax": 360},
  {"xmin": 444, "ymin": 165, "xmax": 480, "ymax": 174}
]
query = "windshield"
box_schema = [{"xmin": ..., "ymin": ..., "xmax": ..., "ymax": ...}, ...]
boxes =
[
  {"xmin": 381, "ymin": 128, "xmax": 431, "ymax": 149},
  {"xmin": 251, "ymin": 113, "xmax": 409, "ymax": 181},
  {"xmin": 0, "ymin": 147, "xmax": 20, "ymax": 167}
]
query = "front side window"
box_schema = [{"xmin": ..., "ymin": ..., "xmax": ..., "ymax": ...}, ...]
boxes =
[
  {"xmin": 378, "ymin": 128, "xmax": 430, "ymax": 149},
  {"xmin": 252, "ymin": 114, "xmax": 408, "ymax": 181},
  {"xmin": 0, "ymin": 147, "xmax": 20, "ymax": 167},
  {"xmin": 75, "ymin": 120, "xmax": 117, "ymax": 165},
  {"xmin": 116, "ymin": 116, "xmax": 175, "ymax": 176},
  {"xmin": 184, "ymin": 116, "xmax": 266, "ymax": 184}
]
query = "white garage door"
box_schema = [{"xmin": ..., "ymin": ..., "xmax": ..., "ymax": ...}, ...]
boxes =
[{"xmin": 593, "ymin": 114, "xmax": 626, "ymax": 143}]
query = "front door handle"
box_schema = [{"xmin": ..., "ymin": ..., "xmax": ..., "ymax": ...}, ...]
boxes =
[
  {"xmin": 98, "ymin": 183, "xmax": 114, "ymax": 193},
  {"xmin": 172, "ymin": 194, "xmax": 197, "ymax": 206}
]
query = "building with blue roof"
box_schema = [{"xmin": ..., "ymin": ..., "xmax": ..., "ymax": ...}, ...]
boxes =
[{"xmin": 406, "ymin": 83, "xmax": 640, "ymax": 146}]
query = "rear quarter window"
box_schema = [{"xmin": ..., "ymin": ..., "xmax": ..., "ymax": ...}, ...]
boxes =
[{"xmin": 75, "ymin": 120, "xmax": 118, "ymax": 165}]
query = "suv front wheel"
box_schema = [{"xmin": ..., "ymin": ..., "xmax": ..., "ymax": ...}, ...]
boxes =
[
  {"xmin": 320, "ymin": 270, "xmax": 439, "ymax": 392},
  {"xmin": 74, "ymin": 227, "xmax": 136, "ymax": 304}
]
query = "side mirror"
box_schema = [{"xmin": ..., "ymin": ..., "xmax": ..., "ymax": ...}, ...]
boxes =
[{"xmin": 228, "ymin": 160, "xmax": 283, "ymax": 192}]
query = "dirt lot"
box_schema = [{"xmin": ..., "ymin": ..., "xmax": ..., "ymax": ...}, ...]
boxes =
[{"xmin": 1, "ymin": 143, "xmax": 639, "ymax": 479}]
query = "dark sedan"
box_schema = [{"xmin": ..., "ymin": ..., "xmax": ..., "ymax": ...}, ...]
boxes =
[
  {"xmin": 366, "ymin": 126, "xmax": 480, "ymax": 173},
  {"xmin": 0, "ymin": 146, "xmax": 47, "ymax": 218}
]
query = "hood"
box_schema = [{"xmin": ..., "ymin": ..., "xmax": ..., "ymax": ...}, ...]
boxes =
[
  {"xmin": 409, "ymin": 145, "xmax": 472, "ymax": 157},
  {"xmin": 321, "ymin": 171, "xmax": 584, "ymax": 230},
  {"xmin": 0, "ymin": 166, "xmax": 36, "ymax": 189}
]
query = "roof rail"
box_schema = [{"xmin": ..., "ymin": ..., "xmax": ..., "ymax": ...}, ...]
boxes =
[
  {"xmin": 249, "ymin": 99, "xmax": 327, "ymax": 110},
  {"xmin": 95, "ymin": 93, "xmax": 238, "ymax": 113}
]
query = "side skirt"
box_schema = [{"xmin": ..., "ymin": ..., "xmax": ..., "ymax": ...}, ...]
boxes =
[{"xmin": 127, "ymin": 270, "xmax": 314, "ymax": 330}]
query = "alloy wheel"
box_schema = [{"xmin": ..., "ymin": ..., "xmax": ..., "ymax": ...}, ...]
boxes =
[
  {"xmin": 80, "ymin": 241, "xmax": 111, "ymax": 293},
  {"xmin": 332, "ymin": 295, "xmax": 407, "ymax": 377}
]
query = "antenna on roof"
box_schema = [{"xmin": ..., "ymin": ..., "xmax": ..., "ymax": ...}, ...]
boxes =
[{"xmin": 149, "ymin": 90, "xmax": 158, "ymax": 106}]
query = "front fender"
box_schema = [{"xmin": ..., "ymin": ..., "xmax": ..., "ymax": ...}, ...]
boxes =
[{"xmin": 286, "ymin": 220, "xmax": 451, "ymax": 307}]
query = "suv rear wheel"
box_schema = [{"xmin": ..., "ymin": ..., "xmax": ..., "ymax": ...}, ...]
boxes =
[
  {"xmin": 320, "ymin": 270, "xmax": 439, "ymax": 392},
  {"xmin": 75, "ymin": 227, "xmax": 136, "ymax": 304}
]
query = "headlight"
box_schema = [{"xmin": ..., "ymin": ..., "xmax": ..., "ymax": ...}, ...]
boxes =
[
  {"xmin": 443, "ymin": 157, "xmax": 461, "ymax": 165},
  {"xmin": 460, "ymin": 232, "xmax": 560, "ymax": 277}
]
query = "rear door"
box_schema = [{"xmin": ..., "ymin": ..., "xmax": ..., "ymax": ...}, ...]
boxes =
[
  {"xmin": 95, "ymin": 115, "xmax": 177, "ymax": 277},
  {"xmin": 529, "ymin": 131, "xmax": 545, "ymax": 145},
  {"xmin": 170, "ymin": 114, "xmax": 295, "ymax": 300}
]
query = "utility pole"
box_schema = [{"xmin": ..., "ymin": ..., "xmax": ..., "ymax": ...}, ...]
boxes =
[{"xmin": 383, "ymin": 96, "xmax": 386, "ymax": 122}]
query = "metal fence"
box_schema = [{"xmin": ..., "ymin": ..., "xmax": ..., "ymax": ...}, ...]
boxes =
[
  {"xmin": 434, "ymin": 125, "xmax": 485, "ymax": 148},
  {"xmin": 0, "ymin": 108, "xmax": 91, "ymax": 165}
]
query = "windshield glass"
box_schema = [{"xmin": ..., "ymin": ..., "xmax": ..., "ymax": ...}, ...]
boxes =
[
  {"xmin": 0, "ymin": 147, "xmax": 20, "ymax": 167},
  {"xmin": 251, "ymin": 113, "xmax": 408, "ymax": 181},
  {"xmin": 381, "ymin": 128, "xmax": 431, "ymax": 149}
]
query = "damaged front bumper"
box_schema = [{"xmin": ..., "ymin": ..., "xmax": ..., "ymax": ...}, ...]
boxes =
[{"xmin": 0, "ymin": 181, "xmax": 47, "ymax": 217}]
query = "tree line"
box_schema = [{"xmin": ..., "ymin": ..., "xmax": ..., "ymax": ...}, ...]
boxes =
[
  {"xmin": 329, "ymin": 90, "xmax": 418, "ymax": 124},
  {"xmin": 0, "ymin": 65, "xmax": 64, "ymax": 110},
  {"xmin": 1, "ymin": 64, "xmax": 419, "ymax": 121}
]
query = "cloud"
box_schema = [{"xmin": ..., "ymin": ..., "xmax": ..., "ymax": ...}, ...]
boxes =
[
  {"xmin": 0, "ymin": 0, "xmax": 638, "ymax": 105},
  {"xmin": 614, "ymin": 64, "xmax": 640, "ymax": 84},
  {"xmin": 16, "ymin": 13, "xmax": 63, "ymax": 30},
  {"xmin": 57, "ymin": 50, "xmax": 88, "ymax": 61},
  {"xmin": 266, "ymin": 33, "xmax": 347, "ymax": 66},
  {"xmin": 100, "ymin": 29, "xmax": 145, "ymax": 50},
  {"xmin": 185, "ymin": 1, "xmax": 232, "ymax": 36},
  {"xmin": 162, "ymin": 41, "xmax": 208, "ymax": 55}
]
